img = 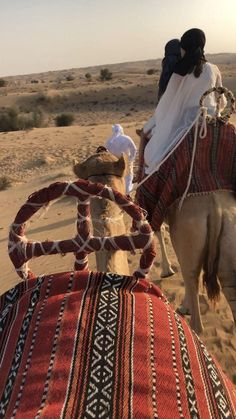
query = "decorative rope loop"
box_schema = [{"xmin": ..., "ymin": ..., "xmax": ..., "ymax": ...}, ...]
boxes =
[
  {"xmin": 199, "ymin": 86, "xmax": 235, "ymax": 123},
  {"xmin": 8, "ymin": 179, "xmax": 156, "ymax": 280}
]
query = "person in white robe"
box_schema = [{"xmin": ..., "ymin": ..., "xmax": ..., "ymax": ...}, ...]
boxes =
[
  {"xmin": 105, "ymin": 124, "xmax": 137, "ymax": 194},
  {"xmin": 143, "ymin": 28, "xmax": 226, "ymax": 176}
]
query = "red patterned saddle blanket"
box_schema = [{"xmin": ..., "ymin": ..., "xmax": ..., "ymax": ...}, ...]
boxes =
[
  {"xmin": 0, "ymin": 271, "xmax": 235, "ymax": 418},
  {"xmin": 135, "ymin": 122, "xmax": 236, "ymax": 231}
]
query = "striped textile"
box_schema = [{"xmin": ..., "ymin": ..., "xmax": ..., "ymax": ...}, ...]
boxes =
[
  {"xmin": 0, "ymin": 271, "xmax": 235, "ymax": 418},
  {"xmin": 135, "ymin": 122, "xmax": 236, "ymax": 231}
]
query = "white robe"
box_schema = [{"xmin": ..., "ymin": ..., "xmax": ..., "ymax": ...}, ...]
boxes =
[
  {"xmin": 105, "ymin": 125, "xmax": 137, "ymax": 194},
  {"xmin": 144, "ymin": 62, "xmax": 226, "ymax": 174}
]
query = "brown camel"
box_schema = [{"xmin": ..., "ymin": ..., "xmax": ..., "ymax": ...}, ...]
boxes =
[
  {"xmin": 167, "ymin": 190, "xmax": 236, "ymax": 335},
  {"xmin": 135, "ymin": 117, "xmax": 236, "ymax": 335},
  {"xmin": 74, "ymin": 148, "xmax": 174, "ymax": 278},
  {"xmin": 135, "ymin": 84, "xmax": 236, "ymax": 334},
  {"xmin": 73, "ymin": 149, "xmax": 130, "ymax": 275}
]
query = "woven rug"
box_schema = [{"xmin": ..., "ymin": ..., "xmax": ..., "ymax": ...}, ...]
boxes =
[
  {"xmin": 0, "ymin": 271, "xmax": 235, "ymax": 418},
  {"xmin": 135, "ymin": 122, "xmax": 236, "ymax": 231}
]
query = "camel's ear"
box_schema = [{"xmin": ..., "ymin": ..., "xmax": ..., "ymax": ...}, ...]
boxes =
[
  {"xmin": 72, "ymin": 158, "xmax": 78, "ymax": 167},
  {"xmin": 73, "ymin": 160, "xmax": 85, "ymax": 178},
  {"xmin": 116, "ymin": 154, "xmax": 126, "ymax": 174}
]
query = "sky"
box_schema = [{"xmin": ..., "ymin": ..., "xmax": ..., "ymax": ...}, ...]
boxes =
[{"xmin": 1, "ymin": 0, "xmax": 236, "ymax": 77}]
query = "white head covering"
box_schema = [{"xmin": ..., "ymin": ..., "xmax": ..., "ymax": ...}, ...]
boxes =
[
  {"xmin": 112, "ymin": 124, "xmax": 124, "ymax": 137},
  {"xmin": 144, "ymin": 62, "xmax": 226, "ymax": 174}
]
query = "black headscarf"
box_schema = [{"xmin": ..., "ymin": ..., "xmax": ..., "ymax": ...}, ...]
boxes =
[
  {"xmin": 158, "ymin": 39, "xmax": 181, "ymax": 100},
  {"xmin": 174, "ymin": 28, "xmax": 206, "ymax": 76}
]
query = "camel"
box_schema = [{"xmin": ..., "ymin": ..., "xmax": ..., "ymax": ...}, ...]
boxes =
[
  {"xmin": 73, "ymin": 149, "xmax": 130, "ymax": 275},
  {"xmin": 73, "ymin": 147, "xmax": 174, "ymax": 278},
  {"xmin": 134, "ymin": 86, "xmax": 236, "ymax": 334},
  {"xmin": 167, "ymin": 190, "xmax": 236, "ymax": 334},
  {"xmin": 135, "ymin": 118, "xmax": 236, "ymax": 334}
]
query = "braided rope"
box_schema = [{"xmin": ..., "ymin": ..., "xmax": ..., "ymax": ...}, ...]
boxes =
[
  {"xmin": 8, "ymin": 179, "xmax": 156, "ymax": 280},
  {"xmin": 199, "ymin": 86, "xmax": 235, "ymax": 123}
]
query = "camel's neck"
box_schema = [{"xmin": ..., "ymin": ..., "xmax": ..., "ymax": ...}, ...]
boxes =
[
  {"xmin": 89, "ymin": 175, "xmax": 130, "ymax": 275},
  {"xmin": 91, "ymin": 198, "xmax": 130, "ymax": 275}
]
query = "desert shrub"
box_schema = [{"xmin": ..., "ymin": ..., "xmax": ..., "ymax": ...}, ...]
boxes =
[
  {"xmin": 18, "ymin": 108, "xmax": 44, "ymax": 130},
  {"xmin": 147, "ymin": 68, "xmax": 155, "ymax": 75},
  {"xmin": 0, "ymin": 79, "xmax": 7, "ymax": 87},
  {"xmin": 31, "ymin": 79, "xmax": 39, "ymax": 84},
  {"xmin": 0, "ymin": 108, "xmax": 19, "ymax": 132},
  {"xmin": 55, "ymin": 113, "xmax": 74, "ymax": 127},
  {"xmin": 32, "ymin": 108, "xmax": 44, "ymax": 127},
  {"xmin": 65, "ymin": 74, "xmax": 75, "ymax": 82},
  {"xmin": 85, "ymin": 72, "xmax": 92, "ymax": 81},
  {"xmin": 0, "ymin": 107, "xmax": 44, "ymax": 132},
  {"xmin": 0, "ymin": 176, "xmax": 12, "ymax": 191},
  {"xmin": 100, "ymin": 68, "xmax": 112, "ymax": 81},
  {"xmin": 35, "ymin": 93, "xmax": 51, "ymax": 105}
]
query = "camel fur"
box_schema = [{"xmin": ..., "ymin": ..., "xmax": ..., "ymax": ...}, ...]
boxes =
[
  {"xmin": 73, "ymin": 150, "xmax": 130, "ymax": 275},
  {"xmin": 167, "ymin": 190, "xmax": 236, "ymax": 334}
]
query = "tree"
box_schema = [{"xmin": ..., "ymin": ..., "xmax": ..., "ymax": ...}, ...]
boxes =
[
  {"xmin": 0, "ymin": 79, "xmax": 7, "ymax": 87},
  {"xmin": 85, "ymin": 72, "xmax": 92, "ymax": 82},
  {"xmin": 65, "ymin": 74, "xmax": 75, "ymax": 82},
  {"xmin": 147, "ymin": 68, "xmax": 155, "ymax": 75},
  {"xmin": 100, "ymin": 68, "xmax": 112, "ymax": 81},
  {"xmin": 0, "ymin": 108, "xmax": 18, "ymax": 132},
  {"xmin": 55, "ymin": 113, "xmax": 75, "ymax": 127}
]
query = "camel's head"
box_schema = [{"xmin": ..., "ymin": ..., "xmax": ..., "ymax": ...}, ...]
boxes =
[{"xmin": 73, "ymin": 148, "xmax": 128, "ymax": 180}]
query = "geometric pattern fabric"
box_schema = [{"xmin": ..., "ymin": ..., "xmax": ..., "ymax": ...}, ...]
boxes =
[{"xmin": 0, "ymin": 271, "xmax": 236, "ymax": 418}]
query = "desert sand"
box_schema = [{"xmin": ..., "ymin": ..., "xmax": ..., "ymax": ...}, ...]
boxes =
[{"xmin": 0, "ymin": 57, "xmax": 236, "ymax": 384}]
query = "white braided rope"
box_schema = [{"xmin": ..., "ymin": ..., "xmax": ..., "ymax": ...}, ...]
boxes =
[
  {"xmin": 8, "ymin": 227, "xmax": 27, "ymax": 257},
  {"xmin": 99, "ymin": 236, "xmax": 108, "ymax": 251},
  {"xmin": 76, "ymin": 212, "xmax": 91, "ymax": 223},
  {"xmin": 119, "ymin": 201, "xmax": 134, "ymax": 208},
  {"xmin": 127, "ymin": 235, "xmax": 136, "ymax": 255},
  {"xmin": 9, "ymin": 179, "xmax": 155, "ymax": 278},
  {"xmin": 100, "ymin": 236, "xmax": 120, "ymax": 251},
  {"xmin": 72, "ymin": 234, "xmax": 94, "ymax": 253},
  {"xmin": 104, "ymin": 186, "xmax": 116, "ymax": 202},
  {"xmin": 75, "ymin": 257, "xmax": 89, "ymax": 266},
  {"xmin": 63, "ymin": 181, "xmax": 72, "ymax": 195},
  {"xmin": 31, "ymin": 240, "xmax": 62, "ymax": 256},
  {"xmin": 135, "ymin": 266, "xmax": 151, "ymax": 277},
  {"xmin": 178, "ymin": 107, "xmax": 208, "ymax": 210},
  {"xmin": 16, "ymin": 263, "xmax": 30, "ymax": 280},
  {"xmin": 8, "ymin": 239, "xmax": 27, "ymax": 258},
  {"xmin": 11, "ymin": 222, "xmax": 24, "ymax": 228},
  {"xmin": 79, "ymin": 199, "xmax": 90, "ymax": 205},
  {"xmin": 142, "ymin": 231, "xmax": 155, "ymax": 252},
  {"xmin": 68, "ymin": 182, "xmax": 90, "ymax": 197},
  {"xmin": 134, "ymin": 219, "xmax": 150, "ymax": 232},
  {"xmin": 49, "ymin": 240, "xmax": 62, "ymax": 253}
]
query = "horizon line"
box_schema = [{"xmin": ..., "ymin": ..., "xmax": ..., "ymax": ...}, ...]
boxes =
[{"xmin": 2, "ymin": 51, "xmax": 236, "ymax": 79}]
